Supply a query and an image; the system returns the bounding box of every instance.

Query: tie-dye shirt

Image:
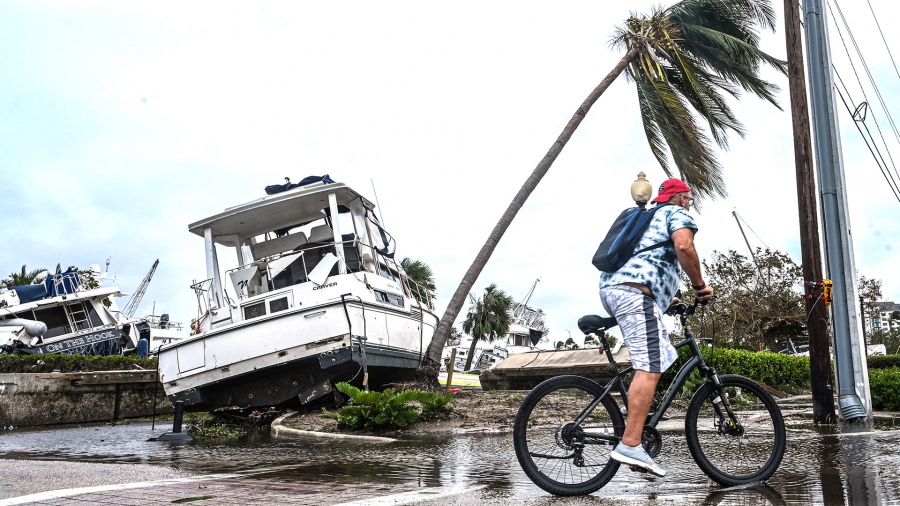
[598,204,698,310]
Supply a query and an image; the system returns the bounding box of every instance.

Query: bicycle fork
[708,374,744,436]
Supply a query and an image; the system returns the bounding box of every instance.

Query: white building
[866,301,900,334]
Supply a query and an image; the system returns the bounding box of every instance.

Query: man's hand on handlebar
[695,284,714,301]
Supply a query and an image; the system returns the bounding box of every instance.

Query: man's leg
[621,370,661,446]
[611,369,667,476]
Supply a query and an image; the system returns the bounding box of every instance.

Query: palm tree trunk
[415,47,641,389]
[464,336,480,371]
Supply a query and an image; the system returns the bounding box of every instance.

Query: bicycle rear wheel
[513,375,624,496]
[685,374,786,486]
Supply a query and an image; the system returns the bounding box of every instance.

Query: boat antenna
[370,179,387,228]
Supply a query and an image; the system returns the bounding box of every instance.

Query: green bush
[866,355,900,370]
[660,346,811,392]
[329,382,452,431]
[869,368,900,411]
[0,354,157,373]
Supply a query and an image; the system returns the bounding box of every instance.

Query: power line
[833,69,900,199]
[833,79,900,202]
[865,0,900,81]
[827,0,900,201]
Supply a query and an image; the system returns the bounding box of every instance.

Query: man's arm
[671,228,714,300]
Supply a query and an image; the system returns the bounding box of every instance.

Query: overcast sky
[2,0,898,345]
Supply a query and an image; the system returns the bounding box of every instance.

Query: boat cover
[45,269,80,297]
[265,175,335,195]
[12,284,48,304]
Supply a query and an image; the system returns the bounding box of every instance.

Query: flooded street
[2,419,900,505]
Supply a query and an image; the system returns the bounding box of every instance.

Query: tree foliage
[700,248,805,351]
[462,284,512,370]
[858,275,883,334]
[611,0,786,201]
[400,257,436,309]
[3,265,47,287]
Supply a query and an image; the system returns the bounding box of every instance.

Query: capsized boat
[0,267,146,355]
[157,176,439,411]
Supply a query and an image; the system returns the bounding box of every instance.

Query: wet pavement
[1,403,899,505]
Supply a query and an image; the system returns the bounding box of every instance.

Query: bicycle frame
[576,302,742,440]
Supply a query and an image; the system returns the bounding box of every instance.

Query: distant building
[865,301,900,333]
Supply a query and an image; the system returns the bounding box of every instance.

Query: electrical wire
[833,80,900,201]
[865,0,900,81]
[825,0,900,200]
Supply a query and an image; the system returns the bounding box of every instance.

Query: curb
[270,411,396,442]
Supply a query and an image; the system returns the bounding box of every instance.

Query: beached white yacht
[0,268,145,355]
[156,177,439,411]
[442,281,548,373]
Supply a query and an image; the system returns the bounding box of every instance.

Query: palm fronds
[611,0,786,201]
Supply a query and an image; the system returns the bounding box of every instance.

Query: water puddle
[1,421,899,503]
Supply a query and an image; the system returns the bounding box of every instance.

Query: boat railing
[145,314,184,331]
[221,238,434,310]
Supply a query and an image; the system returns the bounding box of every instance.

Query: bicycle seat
[577,315,618,334]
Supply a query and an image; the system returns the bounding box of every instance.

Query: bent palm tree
[416,0,787,387]
[461,284,512,371]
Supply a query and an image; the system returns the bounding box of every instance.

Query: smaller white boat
[0,267,144,356]
[142,313,187,352]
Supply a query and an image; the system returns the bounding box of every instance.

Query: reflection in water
[819,432,847,505]
[700,484,786,506]
[2,422,900,504]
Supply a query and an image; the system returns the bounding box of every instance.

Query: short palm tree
[417,0,787,387]
[4,265,47,287]
[401,257,436,309]
[461,284,512,371]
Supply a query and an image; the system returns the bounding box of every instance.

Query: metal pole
[783,0,836,423]
[173,400,185,433]
[804,0,871,421]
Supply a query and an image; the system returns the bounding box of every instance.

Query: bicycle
[513,298,786,496]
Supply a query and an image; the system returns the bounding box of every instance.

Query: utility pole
[783,0,836,423]
[804,0,871,421]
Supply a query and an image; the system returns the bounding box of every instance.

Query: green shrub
[869,368,900,411]
[866,355,900,370]
[0,354,157,373]
[660,346,811,392]
[330,382,452,431]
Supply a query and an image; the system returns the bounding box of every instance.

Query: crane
[121,259,159,319]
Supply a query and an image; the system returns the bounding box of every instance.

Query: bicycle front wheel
[513,375,624,496]
[685,374,786,486]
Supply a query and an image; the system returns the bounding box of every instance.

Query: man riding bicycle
[598,178,714,477]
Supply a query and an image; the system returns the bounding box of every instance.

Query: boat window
[85,302,104,327]
[374,290,404,308]
[269,297,289,313]
[511,334,528,347]
[33,306,70,339]
[243,302,266,320]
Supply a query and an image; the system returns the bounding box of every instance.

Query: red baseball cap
[651,178,691,203]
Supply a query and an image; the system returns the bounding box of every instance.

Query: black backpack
[592,204,672,273]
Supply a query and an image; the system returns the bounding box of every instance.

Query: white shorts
[599,285,677,373]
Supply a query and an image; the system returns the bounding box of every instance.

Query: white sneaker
[610,443,667,477]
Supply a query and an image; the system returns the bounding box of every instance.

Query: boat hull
[158,295,436,411]
[168,339,423,411]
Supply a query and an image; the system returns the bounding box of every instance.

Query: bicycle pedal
[629,465,649,474]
